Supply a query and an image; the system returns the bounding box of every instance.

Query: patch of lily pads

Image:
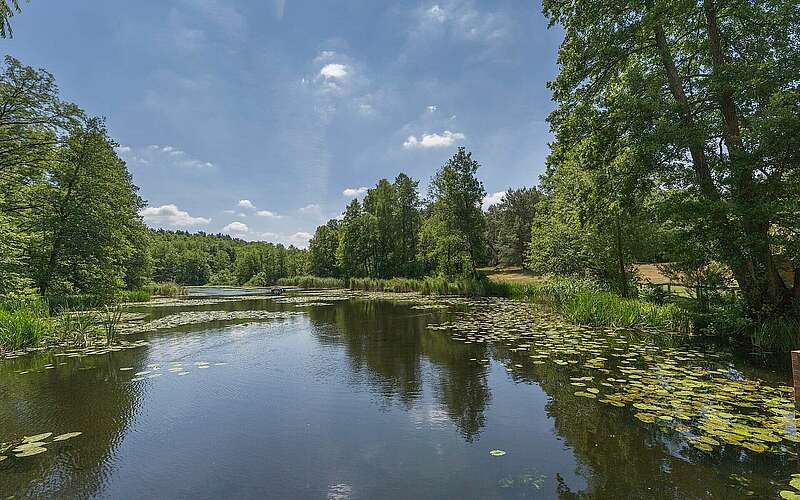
[0,431,82,462]
[126,310,303,333]
[426,298,797,459]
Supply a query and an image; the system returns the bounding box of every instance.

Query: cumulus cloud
[483,191,506,210]
[342,186,369,197]
[299,203,321,214]
[222,221,249,235]
[255,210,282,218]
[238,199,256,210]
[403,130,465,149]
[427,105,438,113]
[261,231,313,248]
[140,204,211,227]
[319,63,349,80]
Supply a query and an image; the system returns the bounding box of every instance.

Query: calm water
[0,291,794,498]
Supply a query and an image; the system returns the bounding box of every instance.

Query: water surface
[0,291,794,498]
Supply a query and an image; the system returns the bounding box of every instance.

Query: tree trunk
[702,0,789,310]
[614,216,629,297]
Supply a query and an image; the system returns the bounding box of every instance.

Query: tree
[393,173,422,277]
[363,179,398,277]
[542,0,800,317]
[485,187,540,268]
[309,220,341,277]
[0,0,27,38]
[428,148,486,276]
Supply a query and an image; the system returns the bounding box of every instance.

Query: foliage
[562,292,692,334]
[541,0,800,319]
[149,229,308,286]
[484,187,540,268]
[0,298,52,351]
[144,282,187,297]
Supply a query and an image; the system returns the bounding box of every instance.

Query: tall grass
[144,282,187,297]
[277,276,347,288]
[278,275,497,297]
[493,277,603,306]
[561,291,692,333]
[751,315,800,352]
[117,289,151,303]
[0,299,54,351]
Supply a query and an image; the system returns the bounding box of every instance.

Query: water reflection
[0,294,792,498]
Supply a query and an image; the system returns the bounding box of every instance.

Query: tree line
[307,148,525,280]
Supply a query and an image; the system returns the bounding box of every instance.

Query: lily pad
[23,433,52,443]
[15,447,47,457]
[489,449,506,457]
[52,432,82,442]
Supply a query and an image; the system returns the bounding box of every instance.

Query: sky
[6,0,562,247]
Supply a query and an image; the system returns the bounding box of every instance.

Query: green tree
[485,187,540,268]
[428,148,486,276]
[394,173,422,276]
[542,0,800,316]
[0,0,27,38]
[309,220,341,277]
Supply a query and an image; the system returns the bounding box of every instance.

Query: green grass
[490,277,603,305]
[278,275,499,297]
[0,299,54,351]
[277,276,347,288]
[751,315,800,352]
[144,282,187,297]
[561,291,692,333]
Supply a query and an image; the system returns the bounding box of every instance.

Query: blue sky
[6,0,562,247]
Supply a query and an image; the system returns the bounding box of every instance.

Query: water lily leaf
[780,491,800,500]
[23,433,52,443]
[12,442,46,452]
[574,391,597,399]
[489,450,506,457]
[0,455,6,462]
[52,432,82,442]
[790,478,800,491]
[15,447,47,457]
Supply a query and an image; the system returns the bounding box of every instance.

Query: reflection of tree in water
[306,300,491,441]
[492,344,792,499]
[0,348,148,497]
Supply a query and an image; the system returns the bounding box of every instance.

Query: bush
[497,277,603,306]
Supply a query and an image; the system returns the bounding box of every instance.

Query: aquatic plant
[144,282,187,298]
[0,299,53,351]
[562,291,692,333]
[117,289,151,303]
[101,304,123,345]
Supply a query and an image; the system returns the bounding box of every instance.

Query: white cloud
[342,186,369,197]
[238,199,256,210]
[319,63,349,80]
[427,105,438,113]
[483,191,506,210]
[256,210,282,218]
[223,209,236,214]
[261,231,313,248]
[117,144,215,169]
[299,203,321,214]
[222,221,249,235]
[413,1,511,45]
[426,5,447,22]
[140,204,211,227]
[403,130,465,149]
